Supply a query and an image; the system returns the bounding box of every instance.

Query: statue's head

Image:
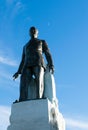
[29,26,38,38]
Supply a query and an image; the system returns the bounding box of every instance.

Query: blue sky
[0,0,88,130]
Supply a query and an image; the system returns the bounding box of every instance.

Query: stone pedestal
[7,99,65,130]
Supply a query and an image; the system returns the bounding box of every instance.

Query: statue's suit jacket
[18,38,54,74]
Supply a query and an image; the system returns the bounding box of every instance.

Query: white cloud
[0,68,20,88]
[11,1,25,18]
[0,106,11,130]
[65,117,88,129]
[6,0,20,5]
[0,56,17,66]
[5,0,25,19]
[6,0,14,4]
[15,1,23,9]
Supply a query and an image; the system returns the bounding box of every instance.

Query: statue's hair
[29,26,38,34]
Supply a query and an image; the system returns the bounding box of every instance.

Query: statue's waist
[24,57,44,64]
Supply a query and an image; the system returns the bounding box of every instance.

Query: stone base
[7,99,65,130]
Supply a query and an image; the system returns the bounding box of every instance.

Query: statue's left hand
[49,66,54,74]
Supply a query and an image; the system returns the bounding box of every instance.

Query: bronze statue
[13,26,54,102]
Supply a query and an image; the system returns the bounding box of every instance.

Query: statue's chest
[32,41,42,50]
[26,41,42,54]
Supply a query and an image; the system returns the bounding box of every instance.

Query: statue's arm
[13,47,25,79]
[42,40,54,73]
[17,47,25,74]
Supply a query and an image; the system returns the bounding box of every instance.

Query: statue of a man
[13,26,54,102]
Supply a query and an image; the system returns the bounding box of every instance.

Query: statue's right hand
[13,72,19,80]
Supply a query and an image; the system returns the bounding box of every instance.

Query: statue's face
[29,29,38,38]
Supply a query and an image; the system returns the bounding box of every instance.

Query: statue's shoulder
[39,39,47,46]
[40,39,46,43]
[35,38,46,45]
[24,40,31,48]
[35,38,43,42]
